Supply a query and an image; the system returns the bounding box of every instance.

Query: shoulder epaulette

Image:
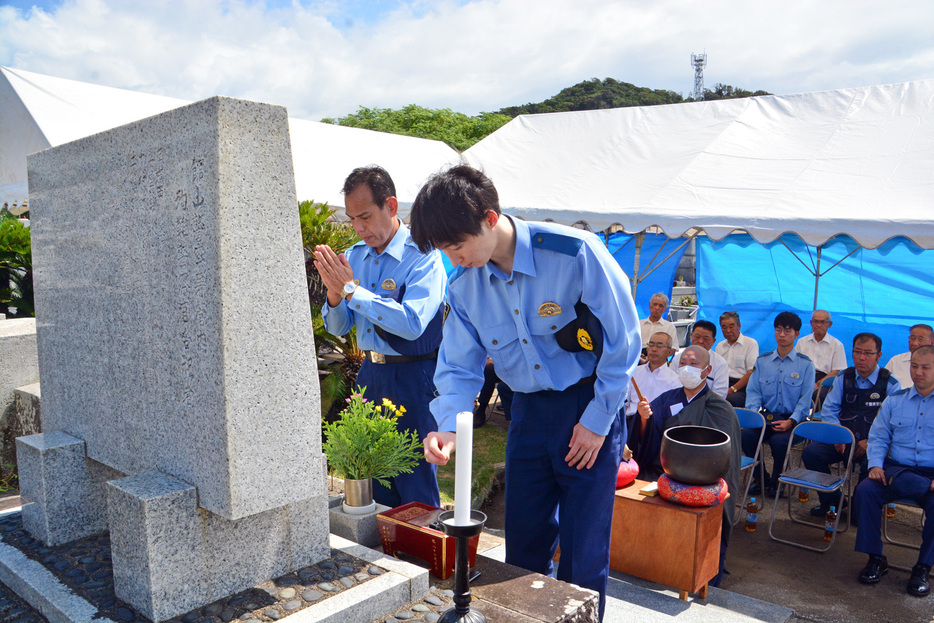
[531,232,583,257]
[889,387,910,397]
[758,351,774,359]
[796,352,812,361]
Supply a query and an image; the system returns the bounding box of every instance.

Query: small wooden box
[376,501,479,580]
[610,479,723,599]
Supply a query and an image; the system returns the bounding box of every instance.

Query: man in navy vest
[802,333,900,517]
[315,165,447,508]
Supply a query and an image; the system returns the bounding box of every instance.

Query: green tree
[322,104,511,152]
[0,212,33,317]
[296,200,366,423]
[497,78,684,117]
[691,83,771,101]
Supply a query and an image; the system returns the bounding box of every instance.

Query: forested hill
[497,78,770,117]
[322,77,771,151]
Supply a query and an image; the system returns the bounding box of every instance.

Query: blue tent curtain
[697,233,934,363]
[599,232,688,317]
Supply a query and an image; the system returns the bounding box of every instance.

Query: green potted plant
[323,387,423,514]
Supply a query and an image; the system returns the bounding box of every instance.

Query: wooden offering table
[610,479,723,600]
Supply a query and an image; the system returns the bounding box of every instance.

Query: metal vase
[344,478,374,508]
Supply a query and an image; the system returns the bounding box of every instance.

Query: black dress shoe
[859,555,888,584]
[810,505,829,518]
[749,482,762,495]
[907,564,931,597]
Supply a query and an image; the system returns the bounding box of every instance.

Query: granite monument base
[107,471,331,622]
[15,431,121,546]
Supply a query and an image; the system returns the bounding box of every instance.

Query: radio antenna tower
[691,52,707,100]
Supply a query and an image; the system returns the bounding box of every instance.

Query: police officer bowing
[314,165,447,508]
[409,166,641,622]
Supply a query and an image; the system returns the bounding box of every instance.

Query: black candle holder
[437,509,487,623]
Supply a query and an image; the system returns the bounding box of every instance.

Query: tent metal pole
[636,234,696,282]
[812,246,822,311]
[631,232,645,299]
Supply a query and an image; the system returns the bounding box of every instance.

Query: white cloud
[2,0,933,120]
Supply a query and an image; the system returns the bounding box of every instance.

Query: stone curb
[0,538,116,623]
[0,517,428,623]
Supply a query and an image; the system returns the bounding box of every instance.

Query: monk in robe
[627,345,742,587]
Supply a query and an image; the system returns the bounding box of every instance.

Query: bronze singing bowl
[660,425,731,486]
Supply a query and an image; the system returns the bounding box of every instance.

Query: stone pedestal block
[4,383,41,469]
[15,431,121,545]
[0,318,39,466]
[329,502,391,548]
[107,471,330,622]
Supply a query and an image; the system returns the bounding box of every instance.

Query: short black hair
[853,332,882,352]
[692,320,717,339]
[342,165,396,208]
[774,311,802,332]
[410,165,500,253]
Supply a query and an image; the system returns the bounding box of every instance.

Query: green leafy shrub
[322,388,423,487]
[0,215,33,317]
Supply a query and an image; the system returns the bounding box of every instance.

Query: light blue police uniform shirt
[867,387,934,469]
[321,222,446,355]
[431,217,641,435]
[819,365,900,426]
[745,348,815,423]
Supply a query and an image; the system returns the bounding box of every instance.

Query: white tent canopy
[1,66,459,208]
[464,79,934,250]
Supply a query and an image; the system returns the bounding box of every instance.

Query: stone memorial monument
[19,97,330,621]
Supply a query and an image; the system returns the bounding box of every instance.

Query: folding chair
[883,499,927,571]
[768,421,855,552]
[733,408,766,525]
[811,375,835,414]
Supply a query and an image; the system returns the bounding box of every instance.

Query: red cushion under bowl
[657,474,728,507]
[616,458,639,488]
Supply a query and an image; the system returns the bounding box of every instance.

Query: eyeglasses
[853,349,879,357]
[811,319,830,325]
[774,327,797,335]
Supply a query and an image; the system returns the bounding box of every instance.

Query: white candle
[453,411,474,526]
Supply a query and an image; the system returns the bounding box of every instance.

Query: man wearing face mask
[627,345,742,586]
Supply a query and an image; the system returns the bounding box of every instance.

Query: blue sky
[2,1,933,121]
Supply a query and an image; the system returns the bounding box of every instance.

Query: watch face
[343,282,356,296]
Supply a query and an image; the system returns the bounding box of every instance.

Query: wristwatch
[342,281,357,300]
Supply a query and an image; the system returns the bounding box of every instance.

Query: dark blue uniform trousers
[801,442,869,507]
[854,471,934,566]
[356,358,441,508]
[505,382,623,622]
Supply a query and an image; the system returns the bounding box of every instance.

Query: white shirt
[670,348,730,398]
[715,334,759,379]
[796,332,847,375]
[624,362,681,415]
[640,317,679,348]
[884,351,912,388]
